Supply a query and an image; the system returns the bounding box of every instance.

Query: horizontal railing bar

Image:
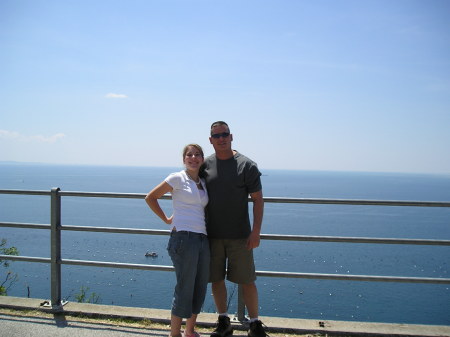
[2,222,448,246]
[264,197,450,207]
[0,222,51,230]
[2,255,448,284]
[0,255,175,271]
[261,234,450,246]
[0,255,50,263]
[59,191,150,199]
[0,189,51,196]
[61,226,450,245]
[256,271,450,284]
[61,259,174,272]
[61,225,170,236]
[0,255,174,272]
[2,189,450,208]
[0,255,173,272]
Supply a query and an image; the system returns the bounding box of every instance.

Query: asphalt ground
[0,309,313,337]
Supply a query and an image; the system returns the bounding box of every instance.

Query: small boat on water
[145,251,158,257]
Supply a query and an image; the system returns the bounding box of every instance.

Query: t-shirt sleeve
[165,172,181,190]
[246,162,262,193]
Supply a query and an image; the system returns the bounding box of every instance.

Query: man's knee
[241,282,257,291]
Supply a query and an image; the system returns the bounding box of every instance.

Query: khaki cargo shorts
[209,238,256,284]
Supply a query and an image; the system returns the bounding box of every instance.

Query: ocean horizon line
[1,160,449,178]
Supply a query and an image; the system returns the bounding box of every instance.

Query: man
[202,121,267,337]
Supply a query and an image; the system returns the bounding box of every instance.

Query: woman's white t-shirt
[165,170,208,234]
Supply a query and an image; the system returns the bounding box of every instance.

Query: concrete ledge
[1,296,449,336]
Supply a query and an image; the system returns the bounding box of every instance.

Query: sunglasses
[211,132,230,139]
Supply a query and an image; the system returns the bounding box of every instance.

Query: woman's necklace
[185,170,200,184]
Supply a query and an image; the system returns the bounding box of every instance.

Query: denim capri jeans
[167,230,210,318]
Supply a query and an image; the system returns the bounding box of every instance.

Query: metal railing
[1,188,450,321]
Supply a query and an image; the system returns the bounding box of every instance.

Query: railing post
[237,284,246,322]
[50,187,62,311]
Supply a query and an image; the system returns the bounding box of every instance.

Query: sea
[0,163,449,325]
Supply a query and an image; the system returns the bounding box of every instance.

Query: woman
[145,144,209,337]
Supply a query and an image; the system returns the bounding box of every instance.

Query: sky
[1,0,449,174]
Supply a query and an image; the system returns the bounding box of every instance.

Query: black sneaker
[248,320,268,337]
[211,315,233,337]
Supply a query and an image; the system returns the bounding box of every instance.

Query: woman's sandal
[183,332,201,337]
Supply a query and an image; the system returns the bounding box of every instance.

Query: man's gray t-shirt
[203,151,262,239]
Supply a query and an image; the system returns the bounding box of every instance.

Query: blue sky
[1,0,449,174]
